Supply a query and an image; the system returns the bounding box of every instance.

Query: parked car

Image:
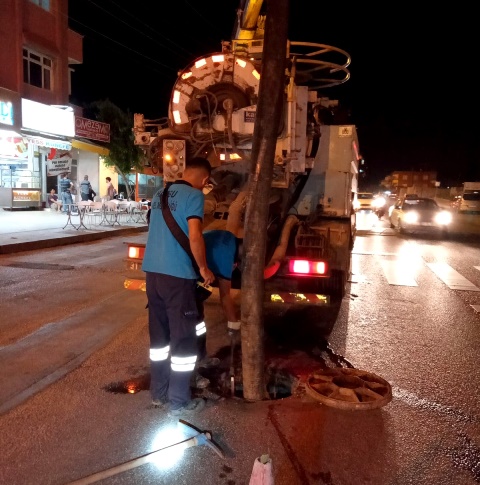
[389,197,452,236]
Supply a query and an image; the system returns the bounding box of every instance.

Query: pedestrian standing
[80,175,92,201]
[142,157,215,416]
[105,177,117,200]
[59,173,73,212]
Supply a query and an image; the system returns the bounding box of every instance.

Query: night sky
[68,1,479,189]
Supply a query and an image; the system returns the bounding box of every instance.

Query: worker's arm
[188,218,214,285]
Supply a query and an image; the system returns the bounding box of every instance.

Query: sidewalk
[0,208,148,254]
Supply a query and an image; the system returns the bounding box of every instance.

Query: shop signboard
[75,116,110,142]
[0,88,22,132]
[21,99,74,137]
[46,149,73,176]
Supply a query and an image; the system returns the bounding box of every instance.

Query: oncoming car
[389,197,452,236]
[354,192,375,211]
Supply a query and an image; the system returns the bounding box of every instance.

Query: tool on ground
[227,322,240,396]
[229,330,236,396]
[66,420,224,485]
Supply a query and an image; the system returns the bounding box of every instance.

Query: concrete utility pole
[241,0,290,401]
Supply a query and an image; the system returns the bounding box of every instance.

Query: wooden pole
[241,0,290,401]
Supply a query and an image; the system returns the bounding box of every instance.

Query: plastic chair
[84,201,104,227]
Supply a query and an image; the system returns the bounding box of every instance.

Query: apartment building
[381,170,438,197]
[0,0,112,210]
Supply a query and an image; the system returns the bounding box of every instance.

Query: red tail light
[127,244,145,260]
[288,259,327,276]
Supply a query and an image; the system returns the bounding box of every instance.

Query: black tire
[396,220,404,234]
[330,269,347,299]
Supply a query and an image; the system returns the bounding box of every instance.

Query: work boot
[151,396,167,408]
[169,398,206,416]
[198,356,220,368]
[191,373,210,389]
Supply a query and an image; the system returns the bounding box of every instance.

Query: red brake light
[288,259,327,275]
[128,245,145,260]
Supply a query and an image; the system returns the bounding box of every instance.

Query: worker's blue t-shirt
[142,181,204,279]
[203,230,238,280]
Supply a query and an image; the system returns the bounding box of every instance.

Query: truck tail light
[288,259,327,276]
[127,244,145,260]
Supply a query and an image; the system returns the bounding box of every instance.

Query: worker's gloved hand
[227,321,241,336]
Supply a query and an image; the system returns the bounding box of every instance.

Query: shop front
[0,88,39,209]
[0,97,75,210]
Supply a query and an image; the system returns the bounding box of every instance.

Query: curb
[0,226,148,255]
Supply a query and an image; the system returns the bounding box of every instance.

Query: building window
[29,0,50,11]
[23,48,52,90]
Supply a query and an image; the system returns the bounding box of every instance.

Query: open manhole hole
[305,368,392,410]
[228,368,296,400]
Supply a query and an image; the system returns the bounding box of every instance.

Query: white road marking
[380,259,418,286]
[426,262,480,291]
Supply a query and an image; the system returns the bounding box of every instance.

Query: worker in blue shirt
[142,157,215,415]
[194,229,243,388]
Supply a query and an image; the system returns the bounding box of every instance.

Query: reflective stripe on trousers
[150,345,170,362]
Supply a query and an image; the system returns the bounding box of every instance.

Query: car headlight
[373,197,386,208]
[435,211,452,225]
[404,211,419,223]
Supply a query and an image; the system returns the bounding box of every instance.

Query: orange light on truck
[288,259,327,276]
[128,245,144,260]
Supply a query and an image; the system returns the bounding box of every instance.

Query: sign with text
[46,149,73,176]
[244,110,256,123]
[75,116,110,143]
[0,101,13,126]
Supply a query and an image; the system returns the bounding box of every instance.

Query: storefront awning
[71,139,109,156]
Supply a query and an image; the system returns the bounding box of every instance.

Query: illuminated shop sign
[75,116,110,142]
[21,99,75,137]
[23,135,71,150]
[0,101,14,126]
[0,136,28,159]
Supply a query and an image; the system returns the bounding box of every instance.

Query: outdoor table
[62,203,88,230]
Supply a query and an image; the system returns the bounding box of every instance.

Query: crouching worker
[193,229,243,389]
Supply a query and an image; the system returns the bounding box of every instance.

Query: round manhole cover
[305,368,392,410]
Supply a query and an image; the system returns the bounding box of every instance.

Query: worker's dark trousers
[196,298,207,362]
[146,272,200,409]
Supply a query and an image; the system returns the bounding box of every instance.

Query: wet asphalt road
[1,215,480,484]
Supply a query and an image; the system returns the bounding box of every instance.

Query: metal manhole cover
[306,368,392,410]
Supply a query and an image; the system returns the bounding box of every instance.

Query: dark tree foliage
[84,99,145,199]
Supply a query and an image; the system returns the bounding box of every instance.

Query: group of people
[142,157,242,416]
[47,175,116,212]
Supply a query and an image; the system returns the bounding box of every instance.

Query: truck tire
[330,269,347,298]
